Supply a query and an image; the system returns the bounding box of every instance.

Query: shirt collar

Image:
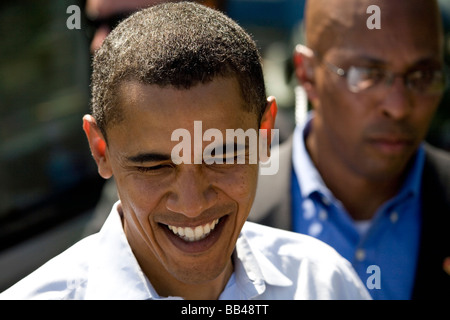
[84,202,158,300]
[231,227,293,299]
[85,203,291,300]
[292,113,331,200]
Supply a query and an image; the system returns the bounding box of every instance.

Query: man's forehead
[306,0,442,55]
[116,78,252,118]
[109,78,258,141]
[326,29,443,69]
[306,0,440,25]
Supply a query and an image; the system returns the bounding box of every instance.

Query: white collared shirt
[0,202,371,300]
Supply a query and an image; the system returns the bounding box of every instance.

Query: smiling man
[0,2,370,300]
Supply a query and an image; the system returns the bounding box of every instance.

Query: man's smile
[158,215,230,254]
[167,218,221,242]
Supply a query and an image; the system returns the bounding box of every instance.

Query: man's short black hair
[91,2,267,140]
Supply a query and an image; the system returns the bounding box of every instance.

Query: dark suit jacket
[248,137,450,299]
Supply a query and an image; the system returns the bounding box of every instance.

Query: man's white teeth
[167,219,219,242]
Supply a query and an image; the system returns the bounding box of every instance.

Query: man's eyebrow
[350,54,442,69]
[411,56,443,68]
[126,152,172,163]
[126,143,251,163]
[349,55,386,66]
[211,142,250,155]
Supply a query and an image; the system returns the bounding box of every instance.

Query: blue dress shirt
[291,115,423,300]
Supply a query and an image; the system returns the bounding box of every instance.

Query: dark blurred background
[0,0,448,292]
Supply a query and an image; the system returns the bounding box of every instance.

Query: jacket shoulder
[423,143,450,200]
[413,143,450,299]
[424,143,450,173]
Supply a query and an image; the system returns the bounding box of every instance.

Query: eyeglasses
[323,61,446,96]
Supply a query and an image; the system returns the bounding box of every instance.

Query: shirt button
[308,222,323,237]
[302,199,315,220]
[390,211,399,223]
[319,209,328,221]
[355,249,366,262]
[321,196,331,207]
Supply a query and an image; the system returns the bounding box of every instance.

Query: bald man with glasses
[249,0,450,300]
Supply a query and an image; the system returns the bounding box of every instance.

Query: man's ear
[259,96,278,161]
[293,44,318,103]
[82,115,113,179]
[260,96,277,132]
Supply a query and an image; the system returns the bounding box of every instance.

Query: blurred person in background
[249,0,450,299]
[0,0,100,292]
[85,0,227,53]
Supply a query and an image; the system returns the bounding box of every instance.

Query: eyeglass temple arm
[295,44,347,77]
[325,62,346,77]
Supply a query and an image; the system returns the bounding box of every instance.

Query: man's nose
[165,166,217,218]
[379,76,414,120]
